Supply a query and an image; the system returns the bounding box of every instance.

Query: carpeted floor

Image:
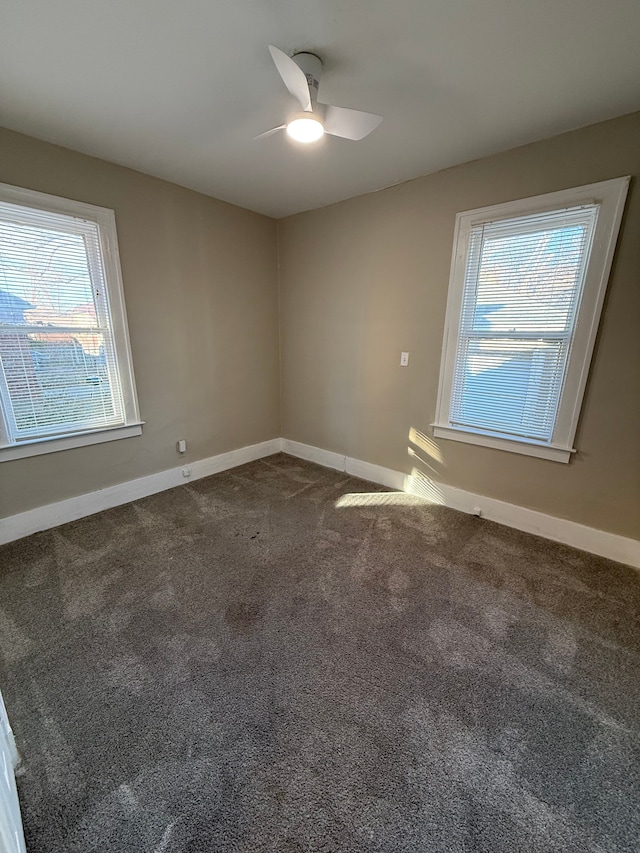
[0,453,639,852]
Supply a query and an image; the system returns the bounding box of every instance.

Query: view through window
[0,185,140,459]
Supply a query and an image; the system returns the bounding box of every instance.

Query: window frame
[433,176,630,463]
[0,182,142,462]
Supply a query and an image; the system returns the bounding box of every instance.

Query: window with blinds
[434,178,629,462]
[450,206,597,442]
[0,183,141,460]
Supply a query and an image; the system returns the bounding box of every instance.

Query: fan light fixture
[286,114,325,143]
[254,47,383,144]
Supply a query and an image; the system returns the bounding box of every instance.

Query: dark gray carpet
[0,453,639,852]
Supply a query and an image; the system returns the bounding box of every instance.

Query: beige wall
[278,112,640,539]
[0,128,280,518]
[2,114,639,538]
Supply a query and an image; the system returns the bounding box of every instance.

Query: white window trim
[0,182,143,461]
[0,423,143,462]
[433,176,630,463]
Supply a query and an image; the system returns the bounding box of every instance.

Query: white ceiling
[1,0,640,219]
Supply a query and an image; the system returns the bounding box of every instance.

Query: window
[0,183,142,461]
[434,177,629,462]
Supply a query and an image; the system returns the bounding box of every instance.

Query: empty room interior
[1,2,640,851]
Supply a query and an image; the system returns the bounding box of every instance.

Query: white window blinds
[0,201,126,442]
[449,205,599,443]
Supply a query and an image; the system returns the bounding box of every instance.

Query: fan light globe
[286,115,325,143]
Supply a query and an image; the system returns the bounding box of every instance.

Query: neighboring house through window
[0,183,142,461]
[433,177,630,462]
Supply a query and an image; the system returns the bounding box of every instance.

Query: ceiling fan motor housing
[292,52,323,104]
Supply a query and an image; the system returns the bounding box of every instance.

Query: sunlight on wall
[334,427,447,509]
[405,427,446,503]
[408,427,444,464]
[407,445,440,476]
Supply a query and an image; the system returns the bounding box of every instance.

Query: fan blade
[268,45,312,112]
[323,105,382,140]
[254,125,286,140]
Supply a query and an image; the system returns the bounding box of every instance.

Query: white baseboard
[279,438,345,475]
[436,481,640,569]
[3,436,638,569]
[281,438,640,569]
[0,438,282,545]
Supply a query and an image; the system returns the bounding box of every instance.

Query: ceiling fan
[256,45,383,144]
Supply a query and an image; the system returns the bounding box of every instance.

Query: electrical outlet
[400,352,410,366]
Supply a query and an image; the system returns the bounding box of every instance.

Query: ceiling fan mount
[290,51,323,102]
[256,46,383,145]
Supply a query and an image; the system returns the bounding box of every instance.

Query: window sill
[0,422,144,462]
[431,424,574,463]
